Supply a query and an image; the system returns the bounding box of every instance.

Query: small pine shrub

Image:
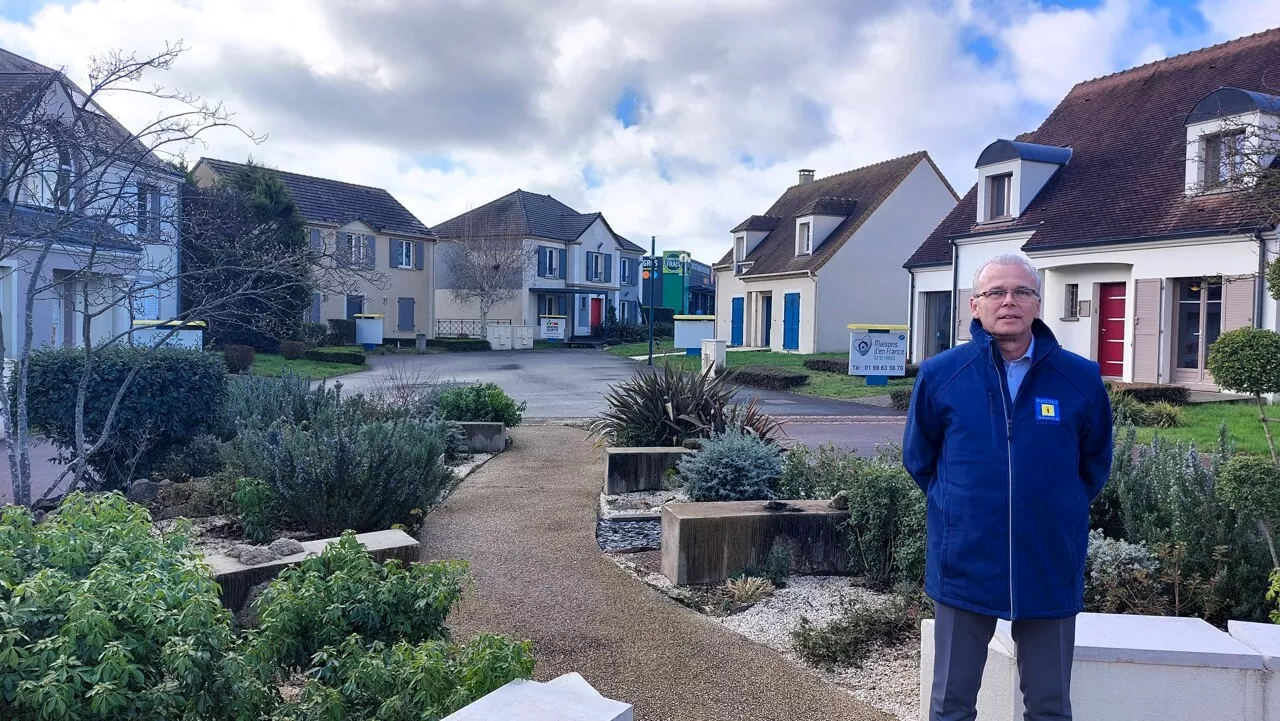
[280,340,307,360]
[764,539,791,585]
[727,365,808,390]
[677,428,783,501]
[234,476,275,543]
[1147,400,1184,429]
[889,387,913,411]
[1110,391,1152,426]
[437,382,526,427]
[156,433,225,481]
[224,344,256,374]
[792,593,926,670]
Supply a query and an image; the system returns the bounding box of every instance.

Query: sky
[0,0,1278,265]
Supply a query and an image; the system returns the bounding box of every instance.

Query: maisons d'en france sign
[847,325,908,376]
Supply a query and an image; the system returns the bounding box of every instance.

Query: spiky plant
[726,575,776,604]
[588,362,735,447]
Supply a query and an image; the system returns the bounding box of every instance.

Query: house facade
[0,48,182,360]
[193,158,438,342]
[713,155,958,354]
[431,190,645,339]
[905,29,1280,390]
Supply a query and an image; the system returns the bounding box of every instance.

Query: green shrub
[1085,529,1168,615]
[591,364,733,447]
[641,306,676,325]
[437,382,526,427]
[889,386,913,411]
[1108,382,1190,405]
[903,363,920,379]
[156,433,225,481]
[597,321,646,344]
[229,394,454,536]
[777,442,859,500]
[792,592,928,670]
[217,369,316,438]
[728,365,808,390]
[652,321,675,338]
[1207,327,1280,398]
[0,493,275,719]
[803,357,848,374]
[840,445,927,588]
[677,428,783,501]
[1110,391,1152,427]
[280,339,307,360]
[304,348,367,365]
[295,321,330,347]
[21,346,226,490]
[224,343,256,373]
[187,471,239,517]
[425,338,492,352]
[1148,400,1184,428]
[327,318,357,345]
[234,476,276,543]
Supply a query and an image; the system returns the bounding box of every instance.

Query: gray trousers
[930,602,1076,721]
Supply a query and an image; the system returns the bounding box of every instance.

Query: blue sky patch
[964,32,999,65]
[614,87,644,128]
[0,0,43,23]
[581,164,602,189]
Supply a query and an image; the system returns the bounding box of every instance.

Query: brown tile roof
[716,151,939,275]
[730,215,780,233]
[796,197,859,216]
[906,27,1280,268]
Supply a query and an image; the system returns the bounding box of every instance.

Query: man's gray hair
[971,253,1041,294]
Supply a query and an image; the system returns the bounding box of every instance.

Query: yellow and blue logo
[1036,398,1061,423]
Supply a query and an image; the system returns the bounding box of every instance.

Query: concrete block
[458,422,506,453]
[919,612,1270,721]
[442,672,632,720]
[1230,620,1280,720]
[207,529,420,611]
[660,500,849,585]
[605,447,693,494]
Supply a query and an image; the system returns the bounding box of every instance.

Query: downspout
[907,268,916,361]
[1257,229,1268,330]
[949,238,960,348]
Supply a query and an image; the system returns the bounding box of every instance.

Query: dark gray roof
[1186,86,1280,124]
[0,201,137,252]
[433,189,632,248]
[795,197,858,217]
[197,158,433,237]
[730,215,781,233]
[976,139,1073,167]
[0,48,55,74]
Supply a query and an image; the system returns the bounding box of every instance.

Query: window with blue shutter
[604,254,612,283]
[538,248,548,277]
[310,228,321,256]
[310,293,323,323]
[365,234,376,269]
[397,297,415,331]
[415,241,425,270]
[557,249,566,279]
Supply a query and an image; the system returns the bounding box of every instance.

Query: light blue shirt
[1004,336,1035,401]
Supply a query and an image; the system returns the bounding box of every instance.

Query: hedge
[803,358,848,374]
[21,346,226,490]
[889,387,913,411]
[304,348,368,365]
[1108,382,1191,405]
[641,306,676,325]
[425,338,492,352]
[728,365,808,390]
[327,318,356,346]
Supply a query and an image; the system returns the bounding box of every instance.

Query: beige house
[193,159,437,341]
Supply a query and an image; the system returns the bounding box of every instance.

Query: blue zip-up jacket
[903,318,1113,620]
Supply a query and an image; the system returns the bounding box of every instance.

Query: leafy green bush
[21,346,226,490]
[1147,400,1184,428]
[841,445,927,588]
[155,433,225,481]
[437,382,526,427]
[592,364,733,447]
[803,357,848,374]
[295,321,330,347]
[778,442,857,500]
[792,592,929,670]
[677,428,783,501]
[727,365,808,390]
[597,321,646,344]
[425,338,492,352]
[280,339,307,360]
[642,306,676,325]
[234,476,276,543]
[1110,391,1152,427]
[1085,529,1167,614]
[0,493,274,720]
[229,394,454,536]
[304,348,367,365]
[652,321,675,338]
[904,363,920,379]
[889,386,913,411]
[217,369,315,438]
[223,343,255,373]
[1108,382,1191,405]
[1208,327,1280,398]
[327,318,357,345]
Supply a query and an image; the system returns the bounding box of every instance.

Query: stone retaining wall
[605,448,693,494]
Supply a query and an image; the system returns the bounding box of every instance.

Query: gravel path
[420,424,893,721]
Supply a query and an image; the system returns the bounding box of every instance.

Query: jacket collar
[968,317,1061,364]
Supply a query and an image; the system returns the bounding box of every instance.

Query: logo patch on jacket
[1036,398,1060,422]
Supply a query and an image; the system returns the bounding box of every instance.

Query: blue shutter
[731,297,744,346]
[415,241,424,270]
[311,293,323,323]
[397,297,415,331]
[558,249,566,279]
[365,234,376,269]
[538,248,548,277]
[783,292,800,350]
[389,238,398,268]
[604,254,612,283]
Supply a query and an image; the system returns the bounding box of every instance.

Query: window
[542,295,558,316]
[735,235,745,262]
[1063,284,1080,319]
[1174,277,1222,379]
[544,247,558,278]
[393,239,413,268]
[345,294,364,319]
[345,233,366,263]
[620,257,632,284]
[136,184,158,235]
[589,252,604,282]
[54,147,71,209]
[19,149,73,209]
[987,173,1012,219]
[131,280,160,320]
[1204,130,1246,189]
[798,222,811,255]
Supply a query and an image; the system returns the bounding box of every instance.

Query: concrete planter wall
[605,447,694,494]
[660,500,850,585]
[458,422,507,453]
[919,613,1280,721]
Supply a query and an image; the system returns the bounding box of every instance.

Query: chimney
[798,169,815,184]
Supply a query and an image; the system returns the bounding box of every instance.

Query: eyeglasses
[975,287,1040,302]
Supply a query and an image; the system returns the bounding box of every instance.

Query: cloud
[0,0,1273,266]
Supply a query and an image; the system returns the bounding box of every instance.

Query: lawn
[608,344,912,400]
[1135,401,1269,456]
[603,338,679,357]
[249,353,367,380]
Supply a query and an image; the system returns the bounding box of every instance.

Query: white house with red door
[432,190,645,339]
[905,28,1280,390]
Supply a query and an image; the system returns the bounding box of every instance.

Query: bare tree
[440,233,536,333]
[0,44,383,507]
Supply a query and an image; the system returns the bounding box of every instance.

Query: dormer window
[974,140,1071,223]
[987,173,1012,219]
[1184,87,1280,195]
[734,234,745,262]
[1203,130,1245,189]
[797,222,811,255]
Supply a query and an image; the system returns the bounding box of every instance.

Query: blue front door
[782,292,800,351]
[730,297,744,346]
[762,296,773,347]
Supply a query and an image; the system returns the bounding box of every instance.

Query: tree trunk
[1261,519,1280,569]
[1261,395,1278,466]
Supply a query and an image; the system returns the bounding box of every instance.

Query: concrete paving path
[420,425,892,721]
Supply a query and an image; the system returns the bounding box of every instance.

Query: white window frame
[1063,283,1080,320]
[544,247,558,278]
[345,233,366,263]
[590,252,603,282]
[797,221,812,255]
[543,295,557,316]
[1203,130,1246,189]
[988,173,1012,220]
[131,279,160,321]
[734,235,745,262]
[394,239,413,269]
[620,257,632,284]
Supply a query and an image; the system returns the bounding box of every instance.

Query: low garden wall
[660,500,849,585]
[605,447,693,494]
[919,613,1279,721]
[458,421,507,453]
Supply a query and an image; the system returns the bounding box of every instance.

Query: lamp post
[647,235,656,366]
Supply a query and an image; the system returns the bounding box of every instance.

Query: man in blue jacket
[904,252,1112,721]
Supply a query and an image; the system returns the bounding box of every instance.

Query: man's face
[969,262,1040,340]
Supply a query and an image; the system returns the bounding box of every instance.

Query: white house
[432,190,645,339]
[0,47,182,359]
[712,154,958,354]
[905,28,1280,390]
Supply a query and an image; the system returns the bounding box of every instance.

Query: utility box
[486,324,513,350]
[354,314,384,350]
[674,314,715,356]
[701,338,727,376]
[512,326,534,350]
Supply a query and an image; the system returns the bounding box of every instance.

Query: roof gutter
[949,238,959,349]
[1257,228,1268,330]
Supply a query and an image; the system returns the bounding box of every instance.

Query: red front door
[590,298,603,328]
[1098,282,1126,377]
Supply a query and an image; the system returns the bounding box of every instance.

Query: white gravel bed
[599,488,689,519]
[449,453,494,481]
[715,576,920,721]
